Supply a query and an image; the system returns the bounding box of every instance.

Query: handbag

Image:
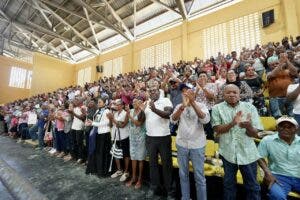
[110,128,123,159]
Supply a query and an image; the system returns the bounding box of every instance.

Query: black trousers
[70,129,84,160]
[146,135,173,192]
[86,132,111,177]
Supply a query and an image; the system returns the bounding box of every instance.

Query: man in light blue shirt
[258,116,300,200]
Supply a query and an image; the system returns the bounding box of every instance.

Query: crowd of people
[0,35,300,200]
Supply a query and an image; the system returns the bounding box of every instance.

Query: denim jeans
[177,144,206,200]
[270,97,293,118]
[221,156,261,200]
[269,174,300,200]
[38,127,45,148]
[29,124,38,141]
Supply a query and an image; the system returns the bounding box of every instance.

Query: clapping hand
[149,101,156,112]
[239,113,252,129]
[184,89,196,103]
[232,111,243,125]
[138,101,148,111]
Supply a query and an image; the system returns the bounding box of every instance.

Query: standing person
[54,106,67,158]
[86,97,111,177]
[171,84,210,200]
[62,102,73,161]
[143,80,174,199]
[211,84,263,200]
[36,103,49,150]
[108,99,130,182]
[195,72,218,140]
[258,116,300,200]
[69,98,86,163]
[125,97,146,189]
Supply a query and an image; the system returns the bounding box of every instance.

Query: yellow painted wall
[0,56,32,104]
[74,56,98,84]
[30,53,74,96]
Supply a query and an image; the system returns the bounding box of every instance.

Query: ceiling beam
[38,0,110,30]
[37,1,100,53]
[175,0,188,20]
[75,0,130,41]
[102,0,134,40]
[61,40,74,61]
[150,0,181,15]
[83,7,101,52]
[23,20,99,54]
[187,0,195,15]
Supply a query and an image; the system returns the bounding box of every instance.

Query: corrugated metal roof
[0,0,237,63]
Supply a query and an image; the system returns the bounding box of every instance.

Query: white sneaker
[49,149,57,155]
[119,172,129,182]
[111,170,123,178]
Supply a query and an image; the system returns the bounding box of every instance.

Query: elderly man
[144,80,174,199]
[211,84,263,200]
[171,83,210,200]
[258,116,300,200]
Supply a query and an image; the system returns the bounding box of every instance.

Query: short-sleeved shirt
[211,101,263,165]
[144,97,173,137]
[258,133,300,178]
[38,110,49,128]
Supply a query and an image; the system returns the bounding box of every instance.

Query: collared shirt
[144,97,173,137]
[171,102,210,149]
[92,108,111,134]
[258,133,300,178]
[211,101,263,165]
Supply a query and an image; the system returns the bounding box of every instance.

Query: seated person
[258,116,300,200]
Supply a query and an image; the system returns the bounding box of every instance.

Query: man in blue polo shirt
[258,116,300,200]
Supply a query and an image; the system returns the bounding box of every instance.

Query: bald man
[211,84,263,200]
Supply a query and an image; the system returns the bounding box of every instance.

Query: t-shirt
[71,107,85,130]
[287,84,300,114]
[144,97,173,137]
[111,110,129,141]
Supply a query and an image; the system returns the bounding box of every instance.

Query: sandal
[125,179,137,187]
[134,180,142,189]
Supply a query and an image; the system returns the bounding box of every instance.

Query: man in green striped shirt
[212,84,263,200]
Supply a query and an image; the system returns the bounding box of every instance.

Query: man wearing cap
[258,116,300,199]
[171,84,210,200]
[212,84,263,200]
[161,73,182,136]
[144,80,174,199]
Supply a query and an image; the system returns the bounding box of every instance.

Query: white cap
[276,116,298,127]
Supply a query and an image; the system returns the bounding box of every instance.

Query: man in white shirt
[171,84,210,200]
[69,98,86,164]
[143,80,174,199]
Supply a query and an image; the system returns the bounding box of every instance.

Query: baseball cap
[179,83,192,91]
[276,116,298,127]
